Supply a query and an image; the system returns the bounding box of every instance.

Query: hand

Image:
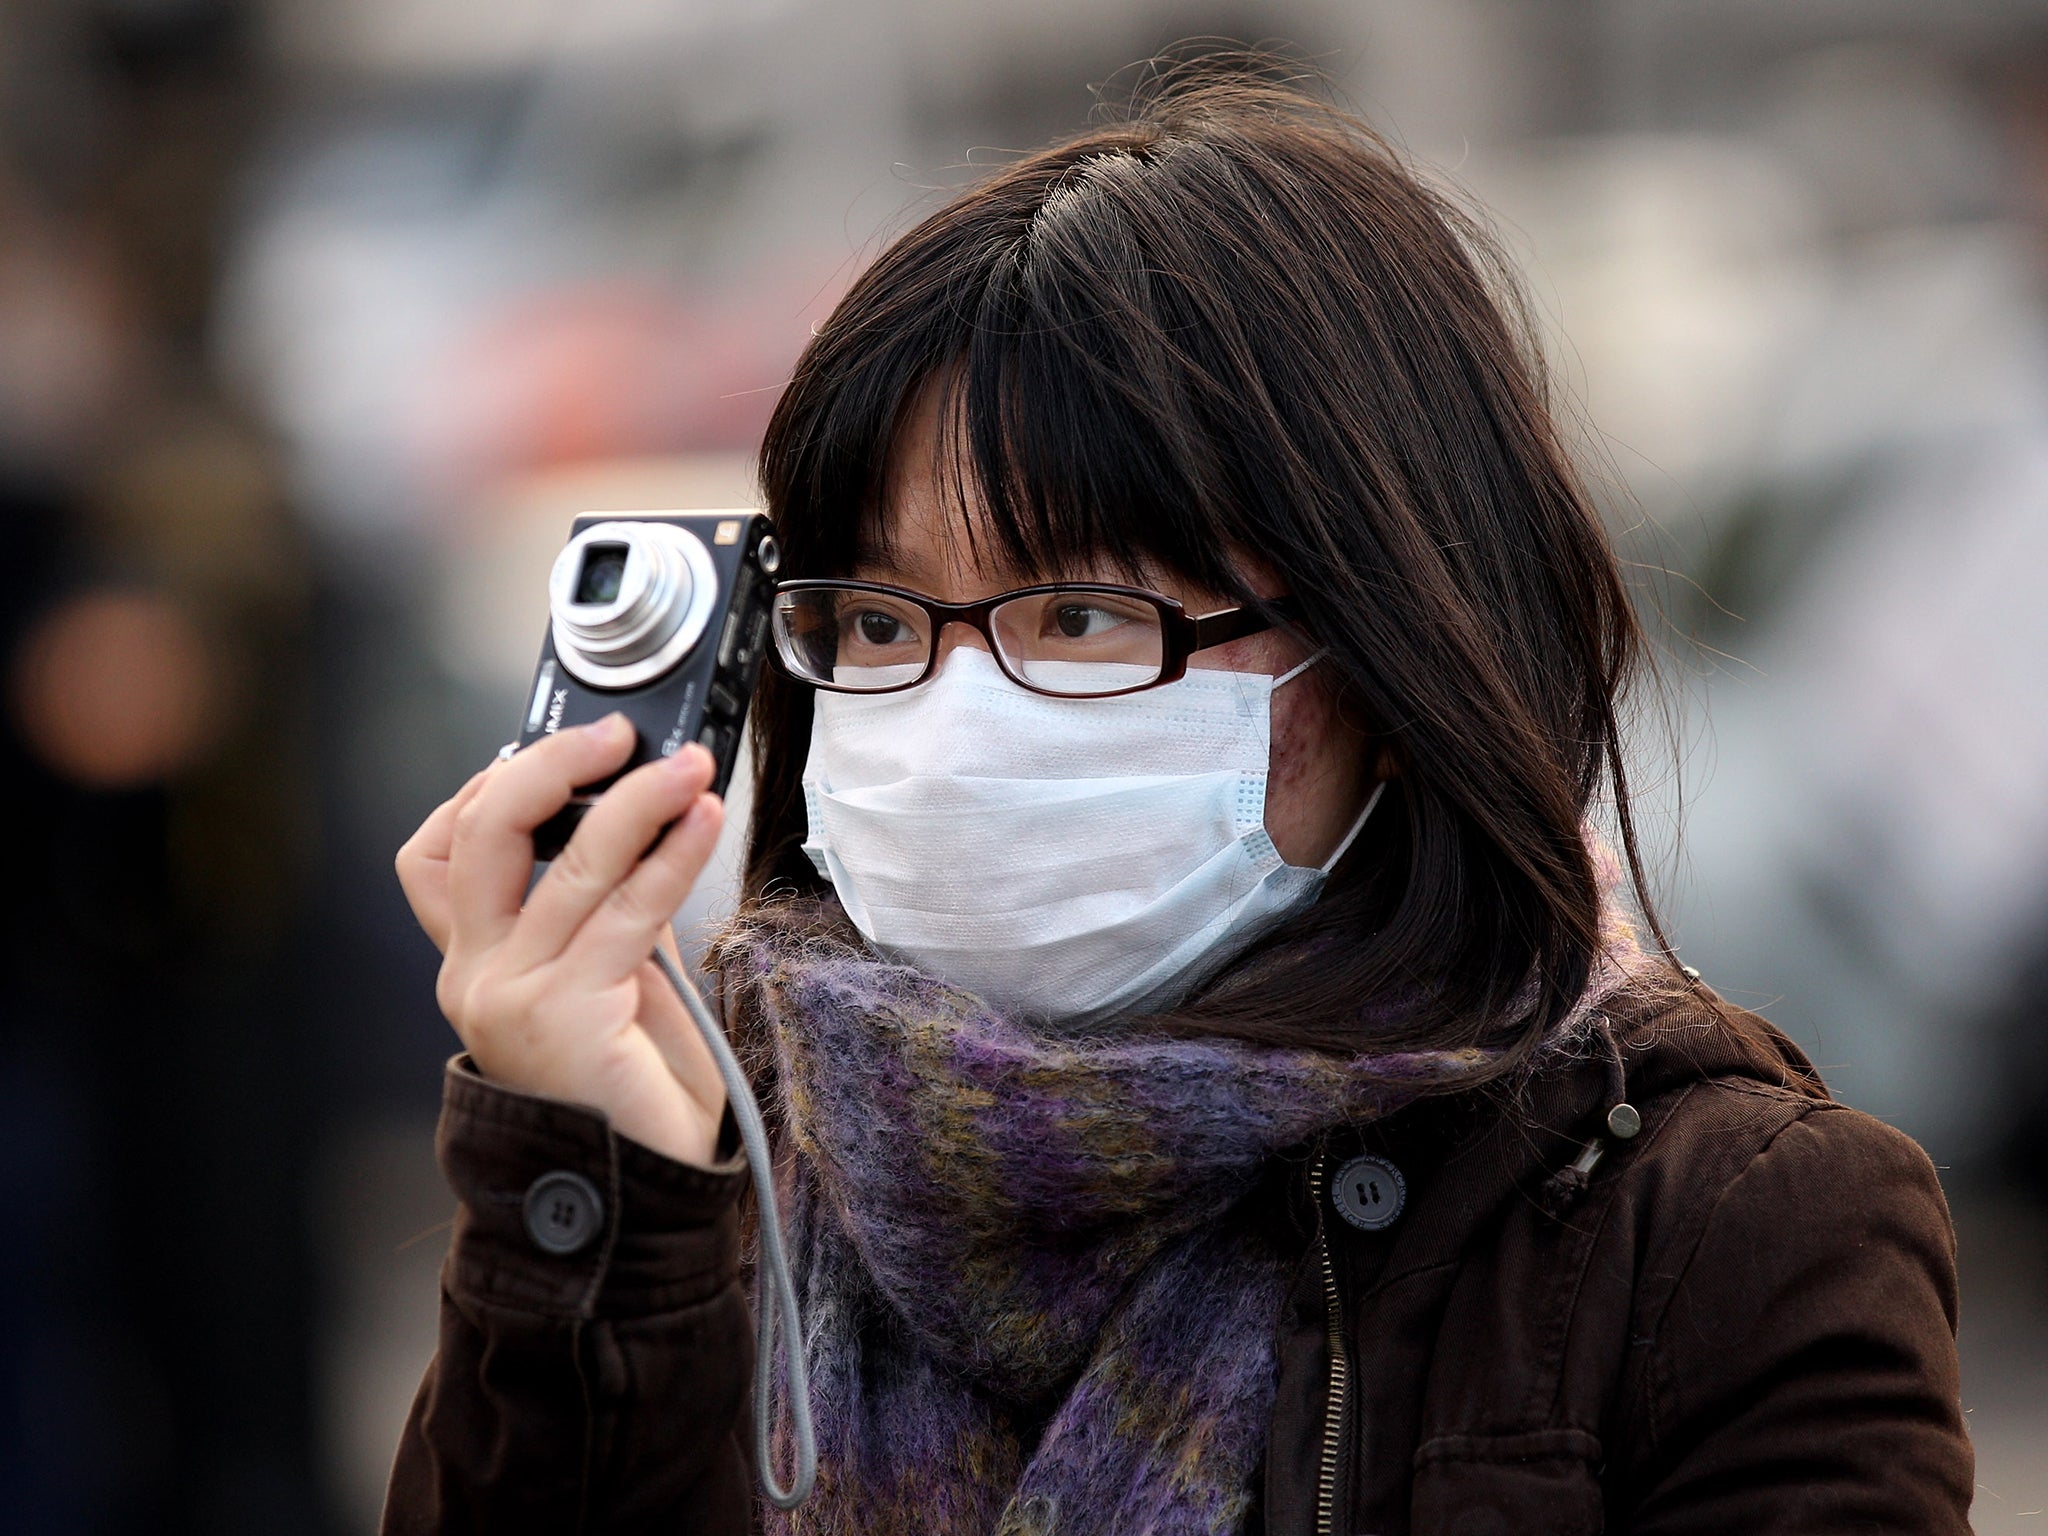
[395,715,729,1167]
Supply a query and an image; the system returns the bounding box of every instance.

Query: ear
[1328,682,1405,781]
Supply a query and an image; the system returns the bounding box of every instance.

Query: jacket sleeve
[1626,1098,1974,1534]
[380,1056,757,1536]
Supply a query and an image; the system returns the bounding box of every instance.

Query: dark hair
[740,64,1700,1079]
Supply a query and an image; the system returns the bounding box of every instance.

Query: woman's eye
[847,609,906,647]
[1050,603,1121,640]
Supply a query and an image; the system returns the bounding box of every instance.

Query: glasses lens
[773,587,932,690]
[991,590,1166,696]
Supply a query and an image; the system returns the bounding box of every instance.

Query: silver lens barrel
[548,520,720,689]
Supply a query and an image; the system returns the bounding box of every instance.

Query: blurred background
[2,0,2043,1529]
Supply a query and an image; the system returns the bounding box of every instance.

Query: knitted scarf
[717,858,1647,1536]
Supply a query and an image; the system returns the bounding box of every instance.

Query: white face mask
[800,645,1384,1024]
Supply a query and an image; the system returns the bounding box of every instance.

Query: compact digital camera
[513,510,779,860]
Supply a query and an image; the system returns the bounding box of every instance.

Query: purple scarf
[719,880,1644,1535]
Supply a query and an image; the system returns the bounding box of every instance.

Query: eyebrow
[851,521,1030,588]
[849,537,929,583]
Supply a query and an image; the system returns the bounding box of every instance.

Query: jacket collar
[1316,982,1827,1286]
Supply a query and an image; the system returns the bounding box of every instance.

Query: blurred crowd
[3,0,2044,1531]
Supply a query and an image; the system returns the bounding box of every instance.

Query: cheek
[1267,687,1332,796]
[1261,680,1374,864]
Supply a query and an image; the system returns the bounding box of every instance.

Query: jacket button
[1332,1153,1406,1232]
[523,1170,605,1256]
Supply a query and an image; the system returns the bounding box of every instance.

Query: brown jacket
[382,985,1974,1534]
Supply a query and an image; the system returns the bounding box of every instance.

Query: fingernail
[595,712,631,741]
[673,741,714,774]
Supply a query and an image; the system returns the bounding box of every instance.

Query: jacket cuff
[436,1054,751,1320]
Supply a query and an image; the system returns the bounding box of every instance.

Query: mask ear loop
[1317,777,1388,874]
[1272,648,1329,690]
[1268,650,1388,876]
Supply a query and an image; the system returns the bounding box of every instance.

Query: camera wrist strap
[651,947,817,1509]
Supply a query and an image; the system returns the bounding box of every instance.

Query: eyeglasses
[770,578,1295,699]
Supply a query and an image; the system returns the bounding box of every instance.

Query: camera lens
[575,543,629,606]
[548,520,719,689]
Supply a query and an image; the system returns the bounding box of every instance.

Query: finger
[395,764,498,947]
[397,764,495,887]
[409,764,496,863]
[557,789,725,987]
[503,743,718,969]
[447,714,638,953]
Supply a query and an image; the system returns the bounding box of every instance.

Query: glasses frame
[770,577,1298,699]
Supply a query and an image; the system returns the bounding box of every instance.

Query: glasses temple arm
[1187,595,1300,652]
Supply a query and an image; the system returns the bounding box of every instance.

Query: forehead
[850,371,1273,607]
[858,380,1125,589]
[858,390,990,582]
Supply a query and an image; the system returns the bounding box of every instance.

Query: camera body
[514,510,779,860]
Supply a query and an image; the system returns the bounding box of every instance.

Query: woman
[386,71,1973,1535]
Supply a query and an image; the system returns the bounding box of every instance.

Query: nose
[932,618,993,669]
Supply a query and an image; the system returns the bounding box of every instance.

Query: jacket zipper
[1308,1150,1348,1536]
